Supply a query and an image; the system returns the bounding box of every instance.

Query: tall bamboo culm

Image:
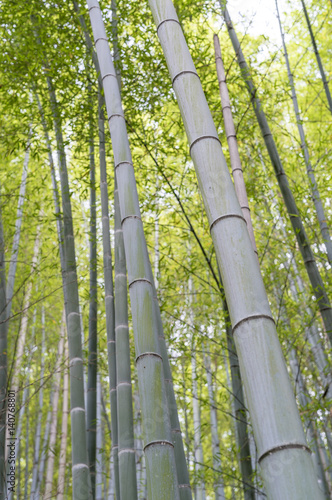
[114,181,138,498]
[275,0,332,265]
[147,0,323,498]
[98,92,120,499]
[220,5,332,346]
[0,196,7,500]
[87,1,182,497]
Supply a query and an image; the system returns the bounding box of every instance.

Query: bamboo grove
[0,0,331,498]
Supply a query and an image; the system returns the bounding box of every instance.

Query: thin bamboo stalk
[213,35,257,256]
[87,2,182,497]
[300,0,332,113]
[57,339,69,500]
[98,91,120,499]
[87,83,98,498]
[148,1,323,497]
[6,135,31,321]
[114,182,138,498]
[36,392,52,498]
[202,344,226,500]
[220,5,332,346]
[44,315,65,499]
[275,0,332,264]
[0,190,8,500]
[95,375,103,500]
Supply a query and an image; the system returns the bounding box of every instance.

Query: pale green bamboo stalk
[24,386,29,499]
[57,339,69,500]
[220,5,332,346]
[148,1,323,497]
[114,181,138,499]
[6,135,31,321]
[98,91,120,499]
[275,0,332,264]
[95,375,103,500]
[44,315,65,499]
[134,391,146,499]
[202,344,226,500]
[300,0,332,114]
[0,190,8,500]
[36,392,52,498]
[87,2,180,497]
[87,83,98,498]
[213,34,257,256]
[46,73,90,498]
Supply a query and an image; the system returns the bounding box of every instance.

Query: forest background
[0,0,331,498]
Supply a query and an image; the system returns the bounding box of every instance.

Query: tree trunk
[57,339,69,500]
[147,1,323,497]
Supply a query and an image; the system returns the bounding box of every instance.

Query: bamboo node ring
[115,160,133,169]
[143,440,174,452]
[136,352,163,363]
[156,19,181,32]
[189,135,221,154]
[128,277,151,288]
[258,443,311,463]
[172,70,199,85]
[232,314,275,333]
[209,213,246,232]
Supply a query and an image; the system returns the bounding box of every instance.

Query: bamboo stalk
[98,91,120,499]
[87,2,181,497]
[275,0,332,264]
[57,339,69,500]
[148,0,323,497]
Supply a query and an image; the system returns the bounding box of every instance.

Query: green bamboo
[0,194,7,500]
[46,74,90,497]
[87,2,180,497]
[300,0,332,114]
[275,0,332,264]
[148,0,323,497]
[98,91,120,499]
[114,182,138,499]
[87,83,98,498]
[220,5,332,345]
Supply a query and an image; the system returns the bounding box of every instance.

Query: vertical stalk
[87,2,182,497]
[300,0,332,113]
[114,181,138,498]
[87,82,98,498]
[44,315,65,499]
[0,189,8,500]
[36,393,53,498]
[275,0,332,264]
[95,375,103,500]
[57,339,69,500]
[148,1,322,497]
[220,5,332,345]
[98,91,120,499]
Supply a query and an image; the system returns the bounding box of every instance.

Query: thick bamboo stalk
[213,35,257,256]
[203,344,226,500]
[57,339,69,500]
[87,85,98,498]
[98,91,120,499]
[148,1,323,497]
[6,137,30,321]
[275,0,332,264]
[114,182,138,499]
[87,2,181,497]
[220,5,332,346]
[300,0,332,114]
[44,316,65,499]
[0,193,8,500]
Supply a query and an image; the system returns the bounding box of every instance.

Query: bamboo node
[232,314,275,334]
[136,352,163,363]
[209,213,245,232]
[115,160,133,170]
[172,70,199,85]
[143,440,174,452]
[189,135,221,155]
[258,443,311,463]
[156,18,181,33]
[102,72,117,81]
[94,37,108,45]
[129,277,151,288]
